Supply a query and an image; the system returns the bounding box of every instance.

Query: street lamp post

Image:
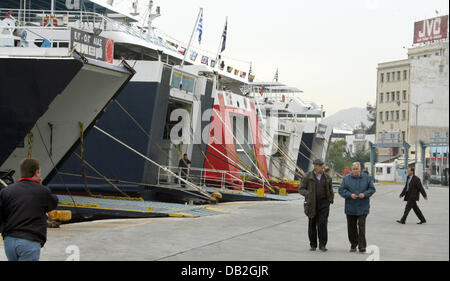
[411,99,433,180]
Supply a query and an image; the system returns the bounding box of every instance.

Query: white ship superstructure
[249,82,332,181]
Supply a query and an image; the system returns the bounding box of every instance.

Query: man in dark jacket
[338,162,376,253]
[0,158,58,261]
[178,153,191,187]
[397,167,427,224]
[298,159,334,252]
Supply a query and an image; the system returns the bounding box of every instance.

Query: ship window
[170,70,196,93]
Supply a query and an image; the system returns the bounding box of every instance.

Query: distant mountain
[322,107,370,131]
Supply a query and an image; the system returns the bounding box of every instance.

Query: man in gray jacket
[299,159,334,252]
[338,162,376,253]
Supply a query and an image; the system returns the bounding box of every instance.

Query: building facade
[375,42,449,164]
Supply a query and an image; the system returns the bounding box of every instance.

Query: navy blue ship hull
[0,58,83,165]
[48,65,174,200]
[295,132,315,179]
[49,65,216,203]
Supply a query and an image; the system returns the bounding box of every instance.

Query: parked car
[430,175,442,184]
[332,180,341,192]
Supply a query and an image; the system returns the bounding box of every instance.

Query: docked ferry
[1,0,331,206]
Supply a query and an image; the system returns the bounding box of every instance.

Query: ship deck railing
[156,166,267,192]
[0,8,174,51]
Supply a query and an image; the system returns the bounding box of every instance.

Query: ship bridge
[249,82,324,119]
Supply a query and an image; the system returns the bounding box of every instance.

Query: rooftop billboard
[413,15,448,44]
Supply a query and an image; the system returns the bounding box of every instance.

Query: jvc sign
[413,15,448,44]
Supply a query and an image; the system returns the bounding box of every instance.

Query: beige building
[376,41,449,163]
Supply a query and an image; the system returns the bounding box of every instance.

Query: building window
[397,71,401,80]
[396,110,399,120]
[402,110,406,120]
[396,91,400,101]
[380,73,384,83]
[403,70,408,80]
[386,111,389,121]
[391,111,394,120]
[403,90,407,101]
[387,167,391,174]
[391,91,395,102]
[380,112,383,121]
[386,93,390,102]
[380,93,383,103]
[392,72,395,81]
[387,72,390,82]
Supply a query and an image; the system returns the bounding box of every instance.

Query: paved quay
[0,184,448,261]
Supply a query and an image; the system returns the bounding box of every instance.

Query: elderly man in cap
[299,158,334,252]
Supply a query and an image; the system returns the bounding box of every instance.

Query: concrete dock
[0,184,448,261]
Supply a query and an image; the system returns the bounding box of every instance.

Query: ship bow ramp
[1,53,134,183]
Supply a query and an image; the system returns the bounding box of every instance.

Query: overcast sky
[153,0,449,116]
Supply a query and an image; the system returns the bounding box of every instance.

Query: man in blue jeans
[0,158,58,261]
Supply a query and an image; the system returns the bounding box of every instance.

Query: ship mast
[181,7,203,68]
[146,0,161,38]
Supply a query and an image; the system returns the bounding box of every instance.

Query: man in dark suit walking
[397,167,428,224]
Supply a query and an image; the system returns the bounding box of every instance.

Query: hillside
[323,107,371,130]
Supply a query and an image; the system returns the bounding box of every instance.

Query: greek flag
[221,18,227,53]
[197,11,203,45]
